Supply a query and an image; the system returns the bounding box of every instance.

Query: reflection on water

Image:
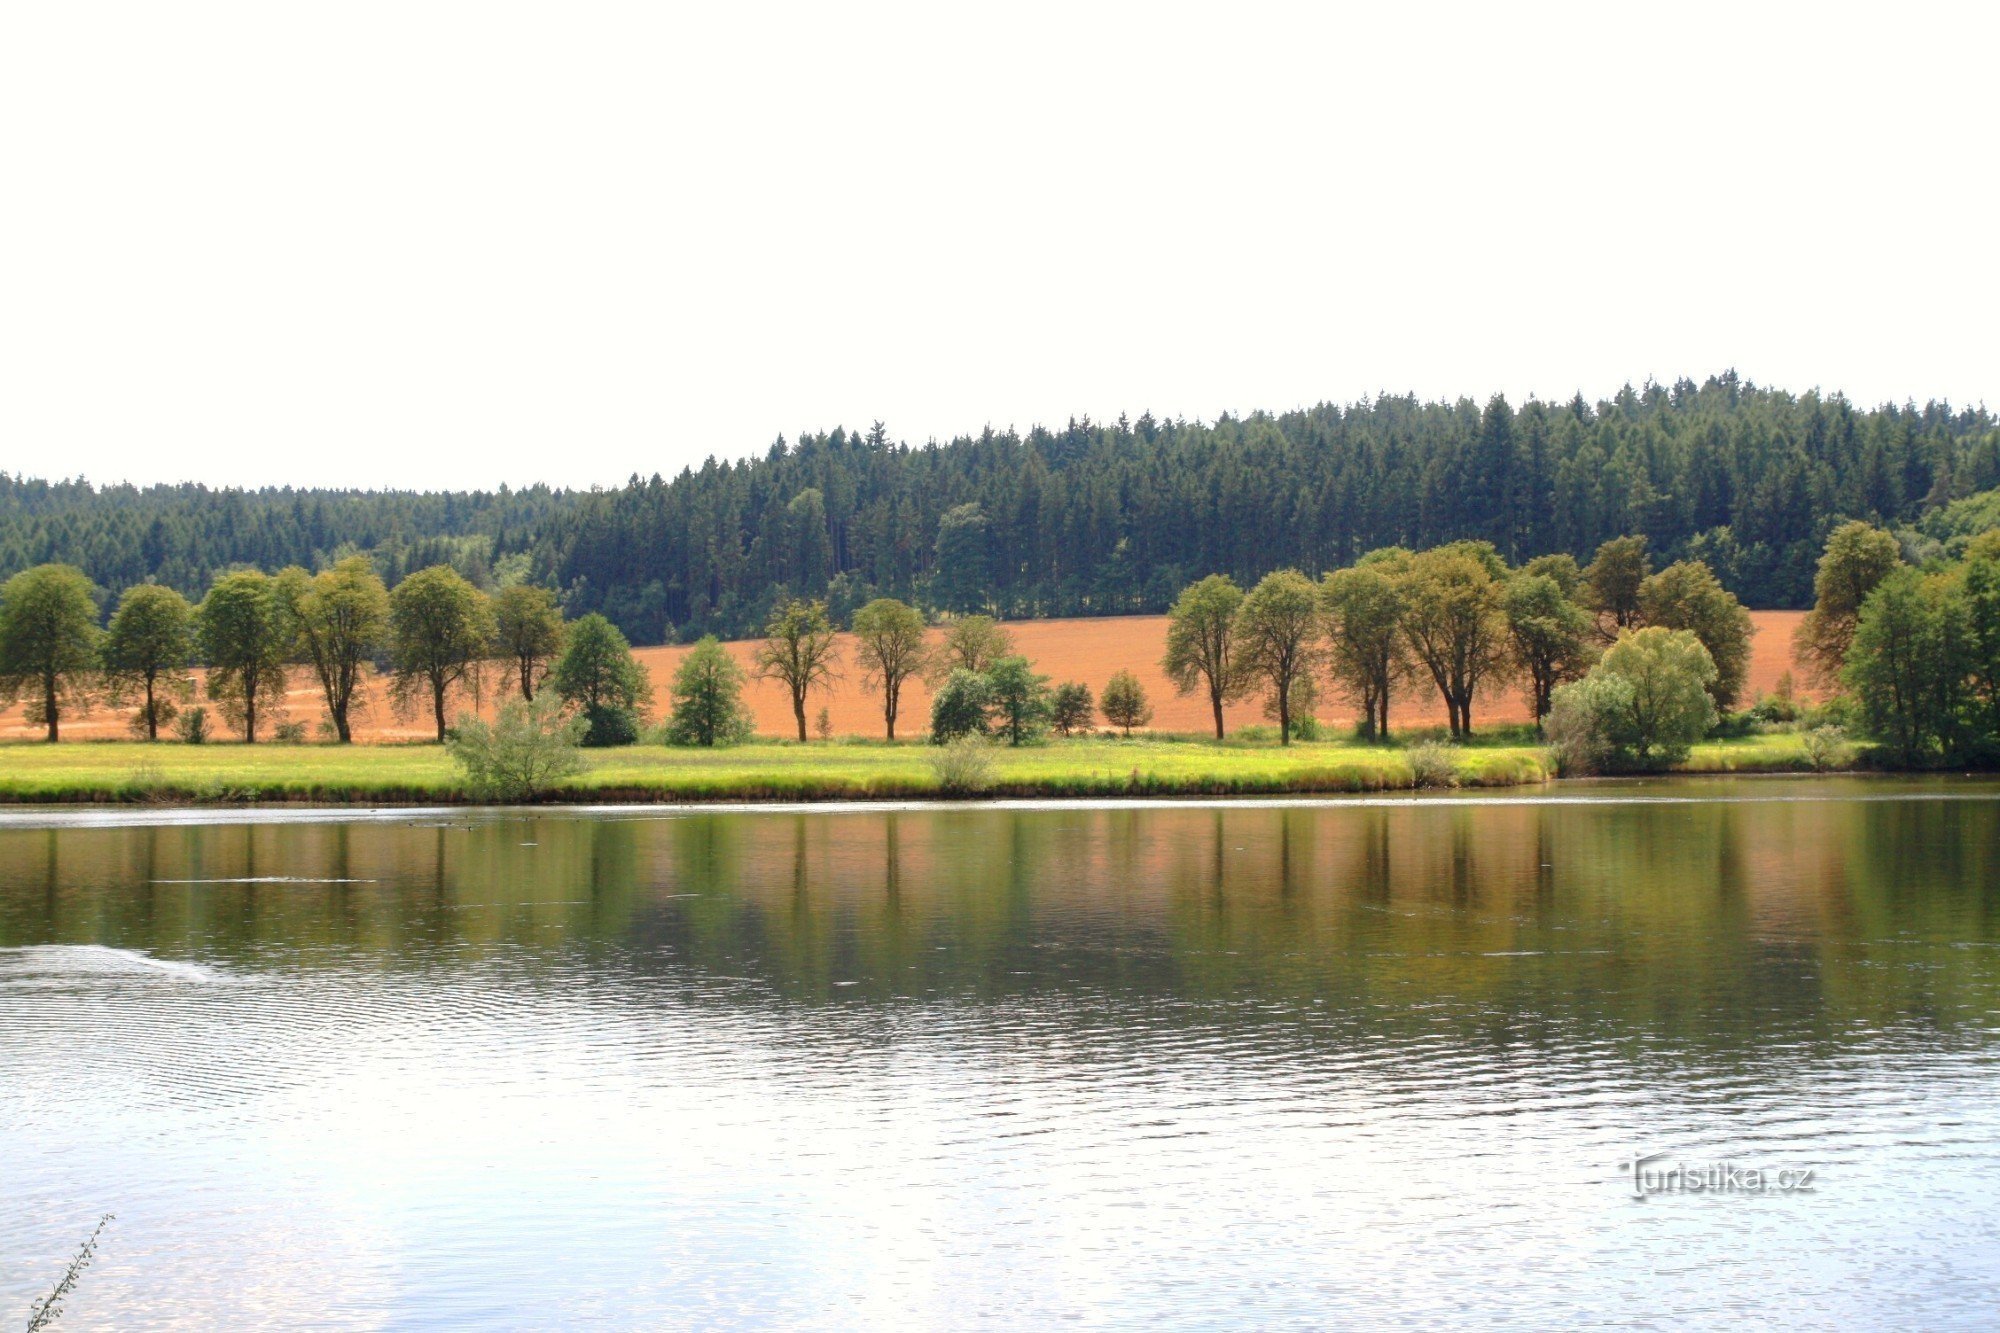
[4,781,2000,1326]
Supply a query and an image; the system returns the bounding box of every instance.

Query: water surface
[5,780,2000,1327]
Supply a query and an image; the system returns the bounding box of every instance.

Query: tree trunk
[520,658,535,702]
[432,677,449,743]
[333,705,352,744]
[1210,681,1225,740]
[793,690,807,743]
[1278,681,1291,746]
[244,681,258,743]
[43,674,58,743]
[885,687,898,741]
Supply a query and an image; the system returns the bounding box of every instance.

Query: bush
[447,694,586,801]
[174,706,210,744]
[929,669,993,743]
[1800,724,1855,772]
[273,721,308,744]
[1545,674,1635,775]
[579,703,641,748]
[1100,669,1154,736]
[927,735,996,794]
[815,706,833,741]
[1406,740,1459,788]
[1546,628,1718,772]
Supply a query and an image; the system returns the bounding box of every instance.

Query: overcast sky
[2,1,1995,491]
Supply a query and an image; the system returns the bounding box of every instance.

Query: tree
[1162,574,1246,740]
[277,557,388,743]
[1583,535,1650,633]
[1794,521,1902,689]
[1503,572,1595,720]
[1844,568,1971,766]
[492,584,565,701]
[1322,563,1406,740]
[1099,668,1154,736]
[389,564,496,743]
[663,636,755,746]
[1549,627,1718,771]
[929,669,993,743]
[851,597,928,739]
[1050,682,1095,736]
[101,582,194,741]
[754,598,841,742]
[551,612,652,746]
[1234,570,1322,745]
[198,569,293,743]
[1962,555,2000,740]
[931,502,991,613]
[985,655,1051,745]
[0,564,101,742]
[1638,560,1755,709]
[929,614,1013,681]
[448,693,586,799]
[1520,552,1585,600]
[1396,548,1511,739]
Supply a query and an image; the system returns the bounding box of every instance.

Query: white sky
[2,1,1995,491]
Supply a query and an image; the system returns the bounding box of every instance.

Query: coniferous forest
[5,373,1998,646]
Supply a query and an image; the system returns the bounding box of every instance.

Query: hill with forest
[4,373,1996,644]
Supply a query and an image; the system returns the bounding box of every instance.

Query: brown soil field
[0,610,1810,744]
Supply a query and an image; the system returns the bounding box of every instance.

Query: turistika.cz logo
[1619,1149,1817,1200]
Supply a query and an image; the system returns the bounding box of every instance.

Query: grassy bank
[0,732,1850,806]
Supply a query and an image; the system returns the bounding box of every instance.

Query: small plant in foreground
[1799,724,1854,772]
[1407,740,1459,789]
[27,1212,112,1331]
[927,735,996,795]
[173,706,210,744]
[447,694,586,801]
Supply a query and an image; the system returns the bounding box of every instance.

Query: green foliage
[1583,535,1650,631]
[1794,521,1902,689]
[447,693,587,799]
[1397,547,1511,739]
[927,735,996,794]
[930,502,991,613]
[1322,563,1406,740]
[198,569,292,742]
[1502,572,1594,720]
[753,598,841,742]
[928,668,992,743]
[1260,674,1319,740]
[850,596,927,739]
[1100,668,1154,736]
[1550,627,1719,771]
[662,636,754,746]
[174,705,210,744]
[1842,568,1975,766]
[1234,569,1321,745]
[278,556,389,743]
[552,612,651,747]
[985,655,1051,745]
[929,614,1013,680]
[1406,740,1458,789]
[102,581,195,740]
[1638,559,1755,708]
[389,564,496,742]
[0,563,102,742]
[1050,681,1095,736]
[491,583,565,701]
[1162,574,1246,739]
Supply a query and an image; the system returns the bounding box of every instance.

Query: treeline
[6,374,1999,645]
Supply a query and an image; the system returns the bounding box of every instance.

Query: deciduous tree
[1397,549,1511,739]
[552,612,652,746]
[492,584,565,701]
[199,569,293,743]
[0,564,101,742]
[1794,521,1902,689]
[755,598,841,743]
[277,557,389,742]
[1322,562,1406,739]
[389,564,496,743]
[663,637,754,746]
[1162,574,1245,740]
[851,597,928,740]
[1099,669,1154,737]
[1583,535,1650,634]
[1503,572,1595,721]
[1638,560,1755,709]
[1233,570,1322,745]
[102,582,194,741]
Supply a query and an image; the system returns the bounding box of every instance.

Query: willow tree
[0,564,101,742]
[102,582,195,740]
[1162,574,1245,740]
[851,597,927,739]
[389,564,496,742]
[199,569,294,743]
[754,598,840,742]
[1233,570,1322,745]
[278,557,389,742]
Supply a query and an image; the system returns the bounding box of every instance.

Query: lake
[4,780,2000,1327]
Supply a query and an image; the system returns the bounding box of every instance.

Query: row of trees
[9,376,2000,647]
[0,559,650,746]
[1158,535,1753,744]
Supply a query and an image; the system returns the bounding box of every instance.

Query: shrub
[579,703,641,748]
[447,694,586,801]
[929,669,992,743]
[1100,669,1154,736]
[1544,673,1635,775]
[815,706,833,741]
[927,735,996,795]
[1799,724,1855,772]
[662,636,755,746]
[174,706,210,744]
[273,721,308,744]
[1546,628,1718,772]
[1406,740,1459,788]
